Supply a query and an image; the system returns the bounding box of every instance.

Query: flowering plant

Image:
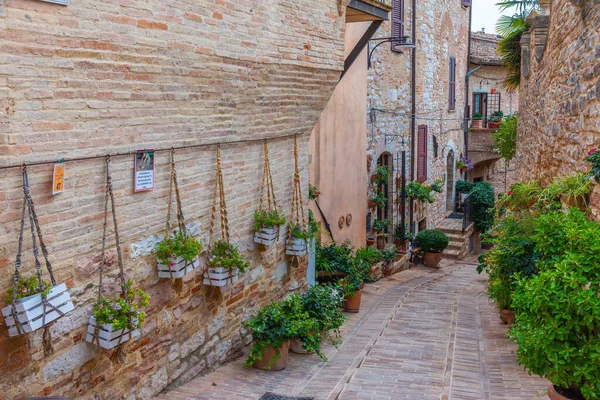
[208,240,249,273]
[156,230,203,265]
[309,184,321,200]
[586,147,600,183]
[289,223,314,241]
[92,280,149,331]
[458,155,474,171]
[4,276,51,305]
[253,208,286,231]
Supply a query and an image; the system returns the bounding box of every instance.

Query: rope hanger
[259,139,278,213]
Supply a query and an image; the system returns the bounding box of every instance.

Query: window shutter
[462,0,472,7]
[449,57,456,111]
[417,125,428,182]
[391,0,404,53]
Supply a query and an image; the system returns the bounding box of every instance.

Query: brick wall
[366,0,470,235]
[0,0,346,398]
[515,0,600,217]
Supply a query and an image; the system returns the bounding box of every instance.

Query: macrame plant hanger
[288,135,307,267]
[11,165,63,356]
[92,155,134,364]
[259,139,278,217]
[205,144,232,294]
[164,149,188,290]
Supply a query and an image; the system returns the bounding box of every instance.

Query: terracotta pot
[499,309,515,325]
[344,289,362,313]
[423,251,442,268]
[471,119,483,129]
[290,337,314,354]
[547,384,582,400]
[488,122,500,129]
[370,174,376,183]
[368,200,377,208]
[252,341,290,371]
[376,235,386,250]
[366,237,376,246]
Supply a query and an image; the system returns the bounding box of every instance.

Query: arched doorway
[446,150,455,212]
[377,153,393,238]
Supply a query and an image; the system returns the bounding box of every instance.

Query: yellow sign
[52,163,65,194]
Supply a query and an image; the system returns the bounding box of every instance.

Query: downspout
[409,0,416,232]
[464,5,472,158]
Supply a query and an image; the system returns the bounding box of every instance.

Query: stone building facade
[514,0,600,216]
[366,0,471,237]
[0,0,350,398]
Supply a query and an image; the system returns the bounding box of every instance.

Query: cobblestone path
[157,260,548,400]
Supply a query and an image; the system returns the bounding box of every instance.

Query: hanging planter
[87,156,150,360]
[286,224,309,256]
[2,167,73,355]
[156,150,203,279]
[203,145,249,287]
[254,140,286,248]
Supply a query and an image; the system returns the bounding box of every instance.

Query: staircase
[436,216,474,260]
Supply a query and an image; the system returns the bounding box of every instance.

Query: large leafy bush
[471,182,495,233]
[415,229,449,253]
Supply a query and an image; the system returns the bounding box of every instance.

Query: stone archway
[446,150,455,212]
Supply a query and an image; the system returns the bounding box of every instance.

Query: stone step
[444,249,462,259]
[447,243,463,251]
[446,233,466,243]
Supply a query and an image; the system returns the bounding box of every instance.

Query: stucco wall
[309,22,369,248]
[0,0,346,398]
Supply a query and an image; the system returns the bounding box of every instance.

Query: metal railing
[462,193,473,233]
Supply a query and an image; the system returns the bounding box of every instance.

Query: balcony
[469,128,500,165]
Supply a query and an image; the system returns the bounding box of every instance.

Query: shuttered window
[449,57,456,111]
[391,0,404,53]
[417,125,428,182]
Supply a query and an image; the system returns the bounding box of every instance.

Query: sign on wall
[40,0,68,5]
[52,163,65,195]
[134,149,155,192]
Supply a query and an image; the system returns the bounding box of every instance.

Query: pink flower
[507,191,513,195]
[173,230,177,234]
[171,253,176,258]
[170,262,175,267]
[371,266,377,272]
[588,148,598,155]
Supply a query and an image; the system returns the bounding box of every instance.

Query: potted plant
[308,183,321,201]
[372,218,390,250]
[2,276,74,337]
[253,208,286,247]
[369,192,387,209]
[244,295,320,370]
[87,280,149,349]
[406,181,435,203]
[204,241,249,287]
[394,223,413,252]
[286,223,313,256]
[415,229,449,268]
[471,112,483,128]
[373,165,389,186]
[366,234,376,246]
[380,246,398,274]
[430,177,444,193]
[156,230,203,279]
[488,111,504,129]
[340,265,364,313]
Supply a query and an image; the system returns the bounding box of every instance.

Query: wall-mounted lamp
[368,36,416,68]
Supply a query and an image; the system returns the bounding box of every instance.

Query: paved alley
[157,260,548,400]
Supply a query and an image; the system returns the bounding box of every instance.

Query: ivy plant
[4,275,51,305]
[253,208,287,231]
[302,284,345,347]
[316,241,354,274]
[156,230,203,265]
[371,218,390,233]
[586,147,600,184]
[369,192,388,209]
[406,181,435,203]
[208,240,249,273]
[93,280,150,331]
[373,165,390,186]
[493,114,518,161]
[471,182,496,233]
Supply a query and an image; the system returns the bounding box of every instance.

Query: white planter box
[2,283,74,337]
[254,227,279,247]
[286,238,307,256]
[203,266,239,287]
[157,255,199,279]
[86,316,140,350]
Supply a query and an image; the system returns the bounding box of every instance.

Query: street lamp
[368,36,416,68]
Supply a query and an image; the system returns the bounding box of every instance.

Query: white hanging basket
[2,283,74,337]
[203,266,239,287]
[254,226,279,247]
[86,316,140,350]
[157,255,199,279]
[286,238,308,256]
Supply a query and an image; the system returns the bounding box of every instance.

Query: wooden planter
[254,227,279,247]
[488,122,500,129]
[253,341,290,371]
[2,283,74,337]
[344,289,362,313]
[286,238,307,256]
[157,255,199,279]
[203,266,239,287]
[423,251,442,268]
[86,316,140,349]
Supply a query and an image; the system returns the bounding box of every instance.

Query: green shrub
[208,240,249,273]
[455,179,474,193]
[394,223,414,242]
[339,263,364,298]
[471,182,495,233]
[406,181,435,203]
[510,209,600,399]
[302,284,345,346]
[253,208,286,231]
[493,114,517,161]
[415,229,449,253]
[156,230,203,265]
[316,241,354,274]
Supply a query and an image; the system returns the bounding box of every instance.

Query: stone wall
[0,0,346,398]
[515,0,600,200]
[367,0,470,236]
[469,65,519,117]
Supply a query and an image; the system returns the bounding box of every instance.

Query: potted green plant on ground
[394,223,414,253]
[372,218,390,250]
[204,241,249,287]
[244,295,320,370]
[253,208,287,247]
[87,280,150,349]
[156,230,203,279]
[415,229,449,268]
[471,112,483,129]
[340,264,365,313]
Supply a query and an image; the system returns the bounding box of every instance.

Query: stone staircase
[436,217,474,260]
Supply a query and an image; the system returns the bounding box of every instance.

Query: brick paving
[157,260,548,400]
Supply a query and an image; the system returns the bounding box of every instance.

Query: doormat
[447,213,463,219]
[259,394,314,400]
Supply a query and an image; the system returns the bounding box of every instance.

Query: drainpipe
[464,5,472,158]
[409,0,416,233]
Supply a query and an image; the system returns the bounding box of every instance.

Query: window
[391,0,404,53]
[417,125,428,182]
[449,57,456,110]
